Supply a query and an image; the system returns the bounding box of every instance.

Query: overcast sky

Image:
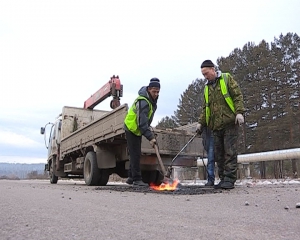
[1,0,299,164]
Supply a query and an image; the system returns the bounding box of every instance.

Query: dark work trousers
[125,130,142,181]
[206,133,215,183]
[213,124,238,183]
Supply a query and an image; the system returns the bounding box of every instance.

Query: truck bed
[60,104,128,159]
[59,103,203,167]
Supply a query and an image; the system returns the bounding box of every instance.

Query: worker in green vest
[124,78,160,187]
[197,60,245,189]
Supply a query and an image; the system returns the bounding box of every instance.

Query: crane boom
[83,75,123,110]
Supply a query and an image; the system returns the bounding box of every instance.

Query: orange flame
[150,179,180,191]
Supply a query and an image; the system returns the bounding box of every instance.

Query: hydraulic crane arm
[83,75,123,110]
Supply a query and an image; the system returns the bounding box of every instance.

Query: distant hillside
[0,163,45,179]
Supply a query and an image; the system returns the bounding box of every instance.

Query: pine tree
[172,79,206,126]
[156,116,178,129]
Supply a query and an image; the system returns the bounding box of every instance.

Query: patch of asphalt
[95,184,223,195]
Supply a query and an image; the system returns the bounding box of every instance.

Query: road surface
[0,179,299,240]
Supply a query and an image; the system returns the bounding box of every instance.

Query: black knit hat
[200,60,215,68]
[148,78,160,88]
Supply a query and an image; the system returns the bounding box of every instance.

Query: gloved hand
[149,138,156,148]
[196,123,202,134]
[235,114,244,125]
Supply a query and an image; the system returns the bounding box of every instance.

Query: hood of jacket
[138,86,158,106]
[207,70,222,86]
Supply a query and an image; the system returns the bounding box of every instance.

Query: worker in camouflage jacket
[197,60,245,189]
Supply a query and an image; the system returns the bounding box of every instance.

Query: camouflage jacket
[199,71,245,131]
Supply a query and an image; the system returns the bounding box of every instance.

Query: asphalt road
[0,179,299,240]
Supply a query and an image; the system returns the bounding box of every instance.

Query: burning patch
[150,179,180,191]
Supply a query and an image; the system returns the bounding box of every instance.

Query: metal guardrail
[197,148,300,166]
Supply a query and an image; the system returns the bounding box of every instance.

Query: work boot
[221,181,235,189]
[214,180,224,189]
[133,180,149,187]
[205,181,214,187]
[126,177,133,185]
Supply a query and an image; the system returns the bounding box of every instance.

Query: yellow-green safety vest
[124,96,153,136]
[204,73,235,125]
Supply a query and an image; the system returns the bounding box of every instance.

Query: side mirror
[58,120,62,130]
[40,127,45,135]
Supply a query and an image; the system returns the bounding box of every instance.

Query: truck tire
[154,171,164,186]
[142,170,163,186]
[49,161,58,184]
[97,169,109,186]
[84,151,100,186]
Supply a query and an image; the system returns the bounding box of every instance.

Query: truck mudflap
[44,163,49,171]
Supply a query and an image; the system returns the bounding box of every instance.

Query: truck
[41,75,203,186]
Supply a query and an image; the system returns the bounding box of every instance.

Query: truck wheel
[154,171,164,186]
[50,162,58,184]
[142,170,163,186]
[84,151,100,186]
[97,169,110,186]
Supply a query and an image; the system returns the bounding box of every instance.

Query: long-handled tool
[154,144,167,176]
[154,144,174,184]
[165,132,199,179]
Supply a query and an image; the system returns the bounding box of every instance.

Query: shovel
[154,144,178,185]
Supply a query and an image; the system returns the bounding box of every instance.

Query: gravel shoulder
[0,179,299,240]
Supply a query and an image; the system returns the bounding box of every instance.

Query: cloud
[0,129,43,148]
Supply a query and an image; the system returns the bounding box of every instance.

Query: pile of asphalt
[95,185,222,195]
